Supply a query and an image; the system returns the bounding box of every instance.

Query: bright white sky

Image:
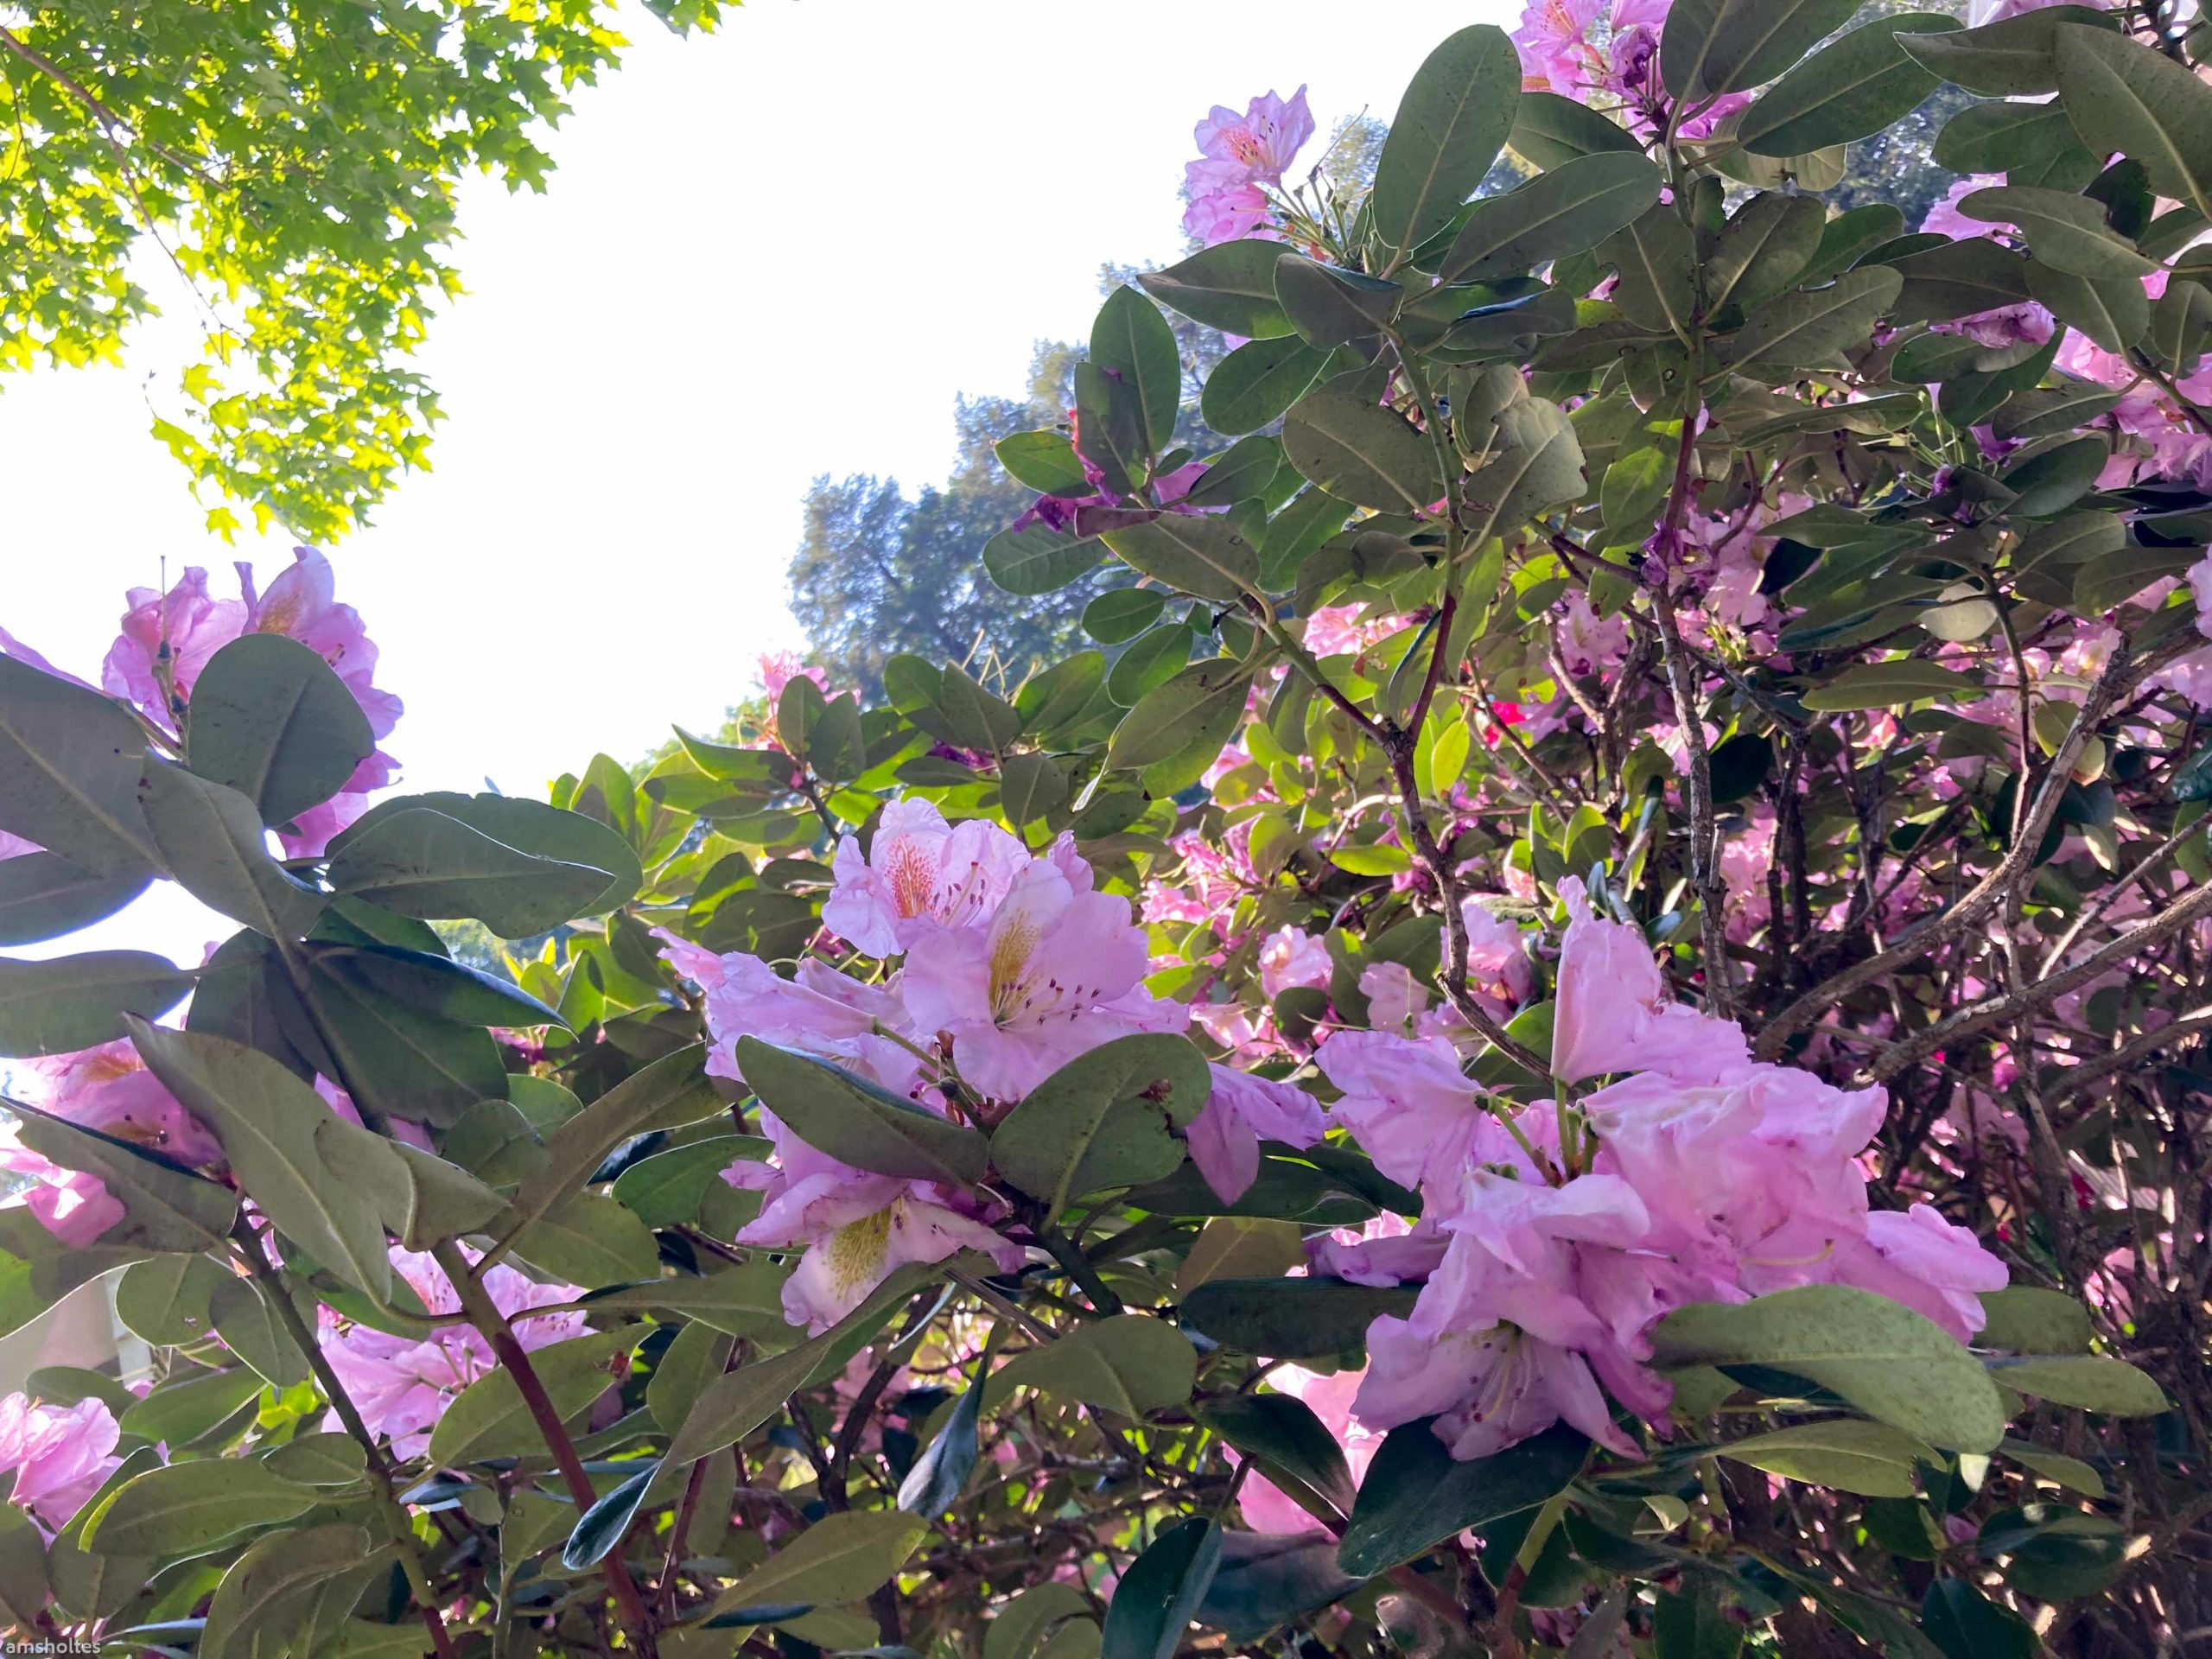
[2,0,1501,963]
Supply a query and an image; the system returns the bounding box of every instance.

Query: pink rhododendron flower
[742,1173,1024,1334]
[1317,1028,1499,1194]
[1550,877,1749,1083]
[0,1393,122,1531]
[823,798,1028,957]
[1359,1316,1634,1459]
[1921,175,2003,241]
[1512,0,1605,92]
[1182,86,1313,245]
[85,550,402,855]
[0,1041,224,1248]
[1257,926,1332,1000]
[1185,1065,1325,1204]
[1321,880,2011,1464]
[320,1247,587,1459]
[902,851,1181,1103]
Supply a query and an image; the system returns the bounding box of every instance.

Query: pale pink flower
[742,1174,1021,1334]
[1550,877,1750,1084]
[1257,926,1332,1000]
[0,1394,121,1531]
[320,1247,586,1459]
[0,1042,224,1248]
[823,798,1028,957]
[1185,1065,1325,1204]
[1182,86,1313,246]
[1316,1029,1492,1193]
[902,849,1181,1103]
[1833,1205,2009,1344]
[1511,0,1605,92]
[1357,1317,1637,1459]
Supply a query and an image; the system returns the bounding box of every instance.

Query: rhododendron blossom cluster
[3,5,2212,1655]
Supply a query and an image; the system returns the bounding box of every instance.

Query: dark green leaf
[82,1460,320,1556]
[1092,287,1182,457]
[1100,516,1262,603]
[425,1323,640,1465]
[125,1020,393,1300]
[1195,1533,1362,1641]
[0,951,194,1058]
[1201,335,1328,436]
[1506,92,1643,169]
[738,1036,987,1183]
[1663,0,1870,99]
[1737,16,1959,157]
[1274,257,1401,348]
[1961,187,2157,281]
[1193,1394,1357,1522]
[563,1459,661,1570]
[1100,1518,1221,1659]
[184,633,374,829]
[991,1032,1212,1214]
[995,1315,1198,1416]
[1372,23,1519,251]
[2055,22,2212,220]
[329,791,640,915]
[1922,1579,2036,1659]
[0,853,149,948]
[1336,1422,1587,1575]
[0,655,157,878]
[1281,390,1440,514]
[1650,1286,2007,1451]
[326,807,615,936]
[1897,6,2113,96]
[1139,242,1294,339]
[1653,1581,1744,1659]
[1108,661,1255,775]
[1442,153,1663,287]
[139,763,327,938]
[898,1369,985,1516]
[995,430,1091,496]
[983,526,1106,598]
[1178,1275,1417,1358]
[1731,267,1903,372]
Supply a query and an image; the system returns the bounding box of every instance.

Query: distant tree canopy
[785,87,1961,692]
[787,281,1232,698]
[0,0,726,542]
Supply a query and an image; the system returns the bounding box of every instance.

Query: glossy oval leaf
[184,633,375,830]
[0,952,194,1058]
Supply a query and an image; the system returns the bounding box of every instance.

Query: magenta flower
[0,1393,122,1532]
[319,1247,585,1459]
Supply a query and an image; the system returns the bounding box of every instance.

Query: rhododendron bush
[7,4,2212,1657]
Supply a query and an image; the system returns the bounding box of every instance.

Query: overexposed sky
[3,0,1501,963]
